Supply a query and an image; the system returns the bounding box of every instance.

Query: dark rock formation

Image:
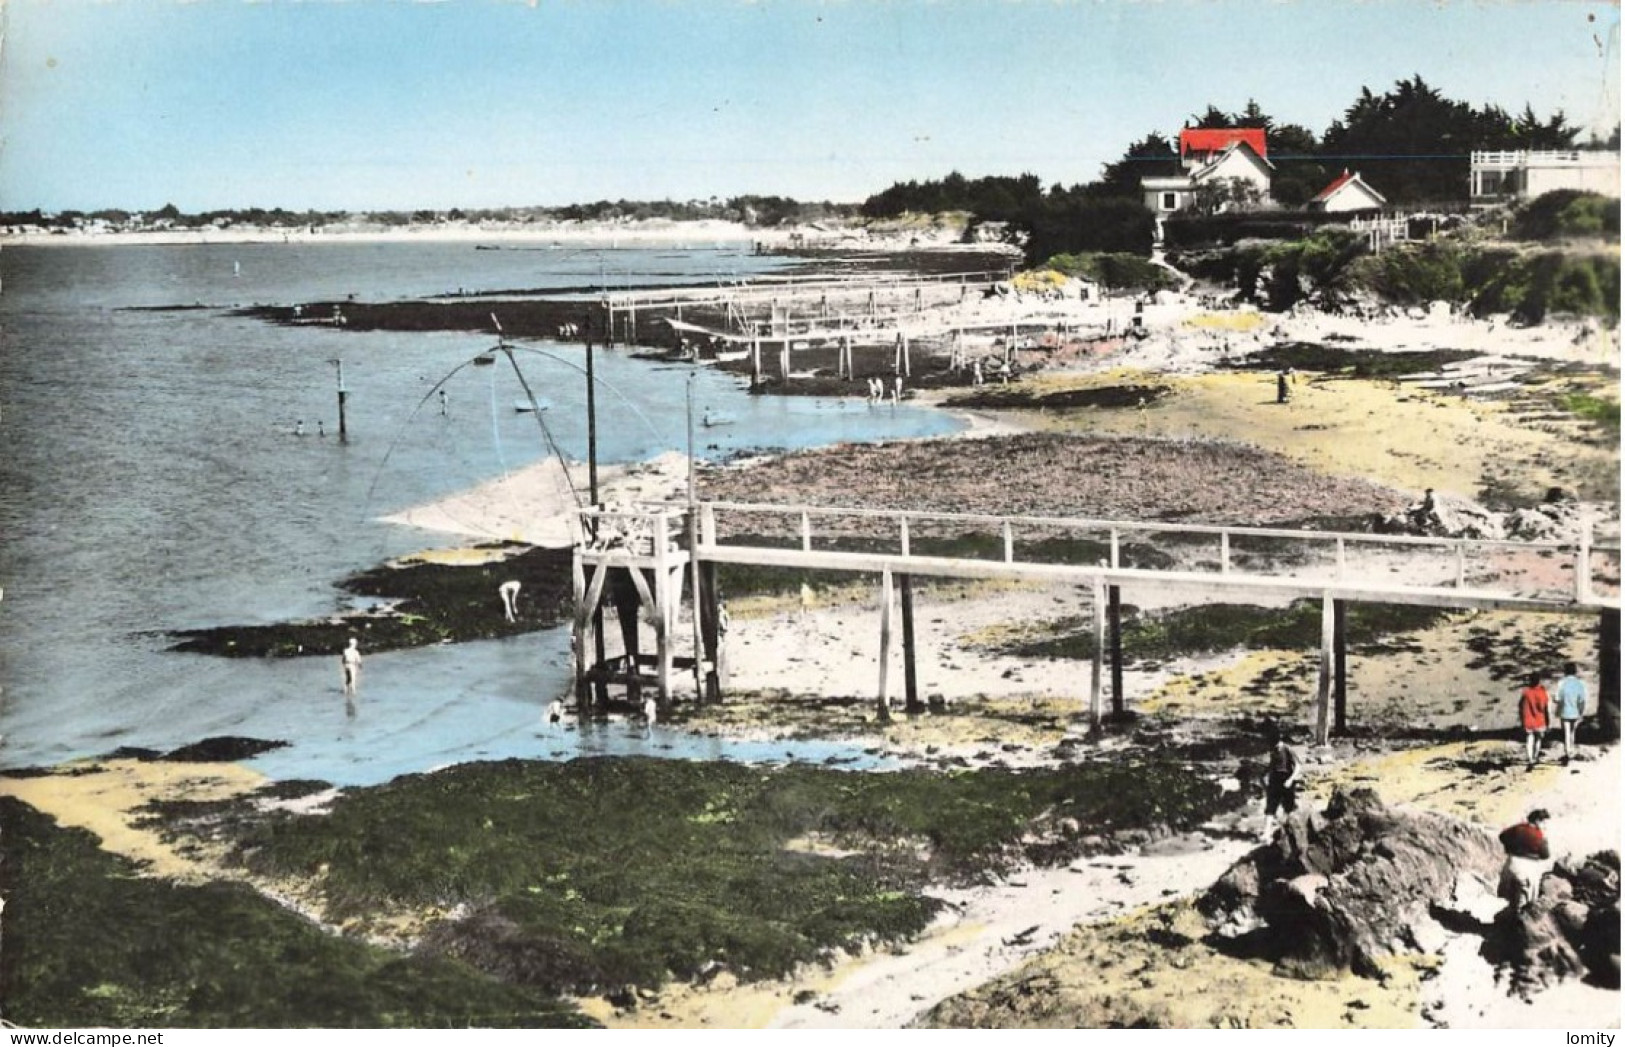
[1200,787,1503,979]
[1488,850,1620,994]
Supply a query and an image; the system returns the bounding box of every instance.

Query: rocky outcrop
[1200,788,1503,979]
[1202,788,1621,995]
[1377,489,1592,543]
[1487,850,1620,994]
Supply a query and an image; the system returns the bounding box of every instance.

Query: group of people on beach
[1518,661,1590,769]
[1260,660,1594,918]
[866,374,903,405]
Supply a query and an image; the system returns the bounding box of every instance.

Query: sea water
[0,241,955,784]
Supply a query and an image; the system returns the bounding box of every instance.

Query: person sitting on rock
[1407,488,1436,531]
[1498,809,1552,909]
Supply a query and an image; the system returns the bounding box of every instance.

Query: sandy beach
[5,249,1616,1030]
[340,268,1621,1028]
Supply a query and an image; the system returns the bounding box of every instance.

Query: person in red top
[1519,672,1550,770]
[1498,809,1552,909]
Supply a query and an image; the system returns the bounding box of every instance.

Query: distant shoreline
[1,219,770,248]
[0,218,985,251]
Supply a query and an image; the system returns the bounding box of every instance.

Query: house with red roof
[1179,128,1269,169]
[1307,169,1387,213]
[1141,130,1275,222]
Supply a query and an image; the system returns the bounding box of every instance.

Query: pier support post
[574,560,610,713]
[1333,600,1348,737]
[1109,585,1124,718]
[611,569,643,708]
[572,552,588,708]
[654,515,672,706]
[1600,608,1620,741]
[1091,577,1106,727]
[1315,594,1334,745]
[698,561,723,702]
[900,574,920,713]
[781,338,790,382]
[751,331,762,391]
[878,569,894,720]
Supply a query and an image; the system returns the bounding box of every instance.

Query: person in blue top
[1554,661,1589,765]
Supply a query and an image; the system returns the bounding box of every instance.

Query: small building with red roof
[1307,169,1387,213]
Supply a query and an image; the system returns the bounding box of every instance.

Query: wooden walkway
[571,502,1620,744]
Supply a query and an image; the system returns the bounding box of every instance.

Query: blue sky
[1,0,1618,212]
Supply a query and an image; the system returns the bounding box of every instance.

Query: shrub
[1509,190,1620,242]
[1046,252,1179,293]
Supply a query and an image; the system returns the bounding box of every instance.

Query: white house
[1469,149,1620,206]
[1141,128,1275,219]
[1307,170,1387,213]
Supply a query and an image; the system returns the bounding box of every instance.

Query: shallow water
[0,241,950,782]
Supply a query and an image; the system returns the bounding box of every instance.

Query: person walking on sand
[546,698,564,727]
[341,637,362,696]
[1498,809,1552,909]
[643,695,658,734]
[1260,731,1301,841]
[1519,671,1551,770]
[892,374,903,404]
[1555,661,1588,765]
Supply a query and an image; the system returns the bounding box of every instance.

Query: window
[1162,192,1179,210]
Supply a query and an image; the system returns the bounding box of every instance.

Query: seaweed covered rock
[1488,850,1620,994]
[1200,787,1502,979]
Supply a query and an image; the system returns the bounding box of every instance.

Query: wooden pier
[571,502,1620,744]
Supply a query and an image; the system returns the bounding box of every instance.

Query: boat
[514,400,549,413]
[472,351,497,366]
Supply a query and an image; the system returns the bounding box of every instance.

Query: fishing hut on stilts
[571,505,725,712]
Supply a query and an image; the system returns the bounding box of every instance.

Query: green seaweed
[994,600,1452,663]
[229,756,1237,995]
[0,798,593,1029]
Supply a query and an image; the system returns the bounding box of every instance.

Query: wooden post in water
[572,551,589,708]
[331,359,350,442]
[1109,584,1124,718]
[1333,600,1348,736]
[900,574,920,713]
[750,330,762,391]
[780,336,791,382]
[612,569,642,709]
[1315,594,1334,745]
[878,569,894,720]
[1091,577,1106,726]
[654,513,672,706]
[574,560,610,713]
[585,350,607,709]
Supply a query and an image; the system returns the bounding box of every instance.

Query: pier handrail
[569,500,1620,610]
[694,499,1618,556]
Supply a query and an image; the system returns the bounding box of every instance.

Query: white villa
[1469,149,1620,206]
[1141,127,1275,220]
